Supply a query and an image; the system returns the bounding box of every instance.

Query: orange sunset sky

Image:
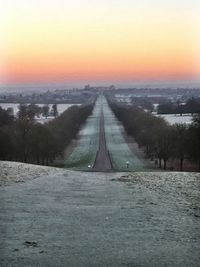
[0,0,200,85]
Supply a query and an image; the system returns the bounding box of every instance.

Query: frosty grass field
[64,98,101,170]
[103,98,145,171]
[65,95,146,171]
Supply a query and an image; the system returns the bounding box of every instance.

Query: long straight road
[92,110,112,171]
[65,95,146,171]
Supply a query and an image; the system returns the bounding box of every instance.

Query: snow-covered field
[0,103,19,114]
[156,114,193,125]
[0,161,65,186]
[0,103,80,124]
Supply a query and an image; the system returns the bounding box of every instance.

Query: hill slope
[0,161,200,266]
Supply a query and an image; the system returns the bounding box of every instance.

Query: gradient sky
[1,0,200,85]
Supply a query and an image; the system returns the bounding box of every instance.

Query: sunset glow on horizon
[1,0,200,85]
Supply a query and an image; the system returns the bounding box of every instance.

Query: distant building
[109,85,116,90]
[84,84,116,92]
[84,84,91,90]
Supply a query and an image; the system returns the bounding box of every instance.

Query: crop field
[64,99,101,170]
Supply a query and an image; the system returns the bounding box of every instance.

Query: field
[156,113,193,125]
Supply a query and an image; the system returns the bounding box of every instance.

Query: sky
[1,0,200,86]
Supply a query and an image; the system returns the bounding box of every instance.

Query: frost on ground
[0,161,65,186]
[64,98,101,170]
[0,163,200,266]
[117,172,200,217]
[155,114,192,125]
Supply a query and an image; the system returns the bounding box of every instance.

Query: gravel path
[0,164,200,266]
[93,111,112,171]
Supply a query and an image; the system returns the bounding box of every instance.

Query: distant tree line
[157,98,200,115]
[131,97,154,112]
[108,101,200,171]
[13,103,58,119]
[0,103,94,165]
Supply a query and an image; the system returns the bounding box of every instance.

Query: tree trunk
[163,159,167,170]
[180,158,184,171]
[24,153,27,163]
[159,158,162,168]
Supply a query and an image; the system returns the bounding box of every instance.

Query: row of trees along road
[0,102,94,165]
[108,100,200,171]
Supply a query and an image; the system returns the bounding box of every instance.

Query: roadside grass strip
[65,100,101,170]
[103,98,146,171]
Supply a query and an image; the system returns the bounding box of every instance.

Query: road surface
[93,110,112,171]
